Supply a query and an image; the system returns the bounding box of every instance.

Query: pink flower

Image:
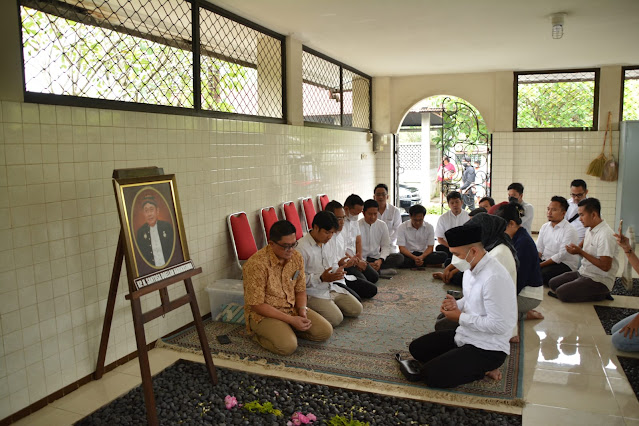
[224,395,237,410]
[290,412,314,424]
[306,413,317,422]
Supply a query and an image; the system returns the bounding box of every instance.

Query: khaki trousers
[249,309,332,356]
[307,291,363,327]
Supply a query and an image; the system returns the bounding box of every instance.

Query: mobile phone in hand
[216,334,231,345]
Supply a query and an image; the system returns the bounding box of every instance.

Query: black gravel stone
[617,356,639,401]
[611,278,639,297]
[594,305,639,335]
[74,359,521,425]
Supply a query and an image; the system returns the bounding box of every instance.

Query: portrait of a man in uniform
[135,194,175,268]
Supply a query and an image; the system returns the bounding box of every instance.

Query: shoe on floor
[379,268,397,276]
[547,290,558,299]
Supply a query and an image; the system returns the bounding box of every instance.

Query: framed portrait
[113,174,192,289]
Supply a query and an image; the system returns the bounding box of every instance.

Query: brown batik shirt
[242,245,305,333]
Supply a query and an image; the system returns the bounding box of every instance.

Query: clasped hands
[290,306,312,331]
[565,243,582,255]
[440,294,461,321]
[320,266,345,282]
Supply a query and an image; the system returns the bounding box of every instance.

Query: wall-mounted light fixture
[551,13,566,39]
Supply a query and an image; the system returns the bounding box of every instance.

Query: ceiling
[206,0,639,77]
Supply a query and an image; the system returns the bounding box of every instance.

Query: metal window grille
[514,70,599,131]
[302,48,371,130]
[398,144,421,171]
[19,0,284,120]
[622,67,639,121]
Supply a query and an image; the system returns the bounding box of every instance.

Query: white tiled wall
[492,131,620,232]
[0,101,377,419]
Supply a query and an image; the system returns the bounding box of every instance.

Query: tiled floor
[13,280,639,425]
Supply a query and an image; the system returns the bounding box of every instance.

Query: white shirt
[149,224,165,266]
[567,198,587,242]
[379,203,402,253]
[396,220,435,253]
[520,201,534,234]
[455,253,517,354]
[342,217,361,256]
[578,220,619,290]
[537,219,580,271]
[487,244,517,286]
[435,209,470,240]
[359,218,391,260]
[295,233,348,299]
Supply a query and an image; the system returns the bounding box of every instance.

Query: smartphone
[216,334,231,345]
[446,290,462,299]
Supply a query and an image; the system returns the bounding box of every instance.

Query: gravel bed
[618,356,639,401]
[594,306,639,335]
[611,278,639,297]
[75,359,521,425]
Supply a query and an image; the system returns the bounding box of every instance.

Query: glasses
[273,241,298,251]
[570,192,585,198]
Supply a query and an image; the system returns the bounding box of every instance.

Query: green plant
[326,413,370,426]
[243,400,283,417]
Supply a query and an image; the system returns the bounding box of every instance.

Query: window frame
[513,68,600,132]
[302,46,372,132]
[620,65,639,122]
[18,0,287,124]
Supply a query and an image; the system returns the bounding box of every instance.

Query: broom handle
[608,113,614,157]
[602,111,611,154]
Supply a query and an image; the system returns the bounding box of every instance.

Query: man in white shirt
[405,223,517,388]
[359,199,404,276]
[537,196,580,286]
[342,194,379,284]
[435,191,470,260]
[549,198,618,302]
[296,211,362,327]
[374,183,403,253]
[508,182,534,234]
[324,200,378,299]
[397,204,448,268]
[135,195,174,268]
[566,179,588,242]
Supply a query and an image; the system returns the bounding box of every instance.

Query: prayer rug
[75,359,522,425]
[159,270,524,406]
[594,305,639,334]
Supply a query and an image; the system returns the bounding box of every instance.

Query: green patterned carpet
[161,270,523,402]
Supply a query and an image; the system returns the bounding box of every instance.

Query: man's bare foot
[485,369,502,381]
[433,272,444,280]
[509,336,520,343]
[526,310,544,320]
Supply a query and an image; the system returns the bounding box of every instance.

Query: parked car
[399,184,421,212]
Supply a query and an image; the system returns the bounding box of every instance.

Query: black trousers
[366,254,404,270]
[540,262,571,286]
[344,277,378,299]
[435,245,452,259]
[408,330,507,388]
[345,265,379,284]
[400,251,448,268]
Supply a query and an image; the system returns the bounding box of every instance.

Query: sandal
[395,353,422,382]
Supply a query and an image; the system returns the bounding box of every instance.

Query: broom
[586,111,611,177]
[601,113,618,181]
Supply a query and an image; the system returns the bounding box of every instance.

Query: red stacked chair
[281,201,304,240]
[259,206,279,246]
[317,194,329,211]
[227,212,258,272]
[300,197,316,232]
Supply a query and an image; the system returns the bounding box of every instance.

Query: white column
[421,112,431,205]
[285,35,303,126]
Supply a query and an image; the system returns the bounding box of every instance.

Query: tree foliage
[623,78,639,121]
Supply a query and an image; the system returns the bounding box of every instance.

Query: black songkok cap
[445,223,482,248]
[142,195,157,207]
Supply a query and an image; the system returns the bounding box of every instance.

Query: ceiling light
[551,13,566,39]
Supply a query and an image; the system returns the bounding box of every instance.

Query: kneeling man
[297,211,363,327]
[397,204,448,268]
[243,220,333,355]
[407,223,517,388]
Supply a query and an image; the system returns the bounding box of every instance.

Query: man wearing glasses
[243,220,332,355]
[566,179,588,242]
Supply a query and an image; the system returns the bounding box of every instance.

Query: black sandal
[395,353,422,382]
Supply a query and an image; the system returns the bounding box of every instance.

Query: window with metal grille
[514,70,599,131]
[622,67,639,121]
[302,48,371,130]
[19,0,284,120]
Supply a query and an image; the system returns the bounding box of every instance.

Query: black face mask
[508,196,518,204]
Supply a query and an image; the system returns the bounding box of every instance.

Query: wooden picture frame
[113,174,192,290]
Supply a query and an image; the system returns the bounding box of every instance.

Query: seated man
[296,211,363,327]
[406,223,517,388]
[435,191,470,260]
[324,200,378,299]
[507,182,534,235]
[549,198,619,302]
[243,220,333,355]
[537,196,580,286]
[567,179,588,243]
[397,204,448,268]
[359,199,404,276]
[342,194,379,284]
[478,196,495,210]
[374,183,403,253]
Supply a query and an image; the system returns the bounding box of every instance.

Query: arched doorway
[395,95,491,214]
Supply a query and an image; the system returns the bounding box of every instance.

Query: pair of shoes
[379,268,397,276]
[395,353,422,382]
[547,290,558,299]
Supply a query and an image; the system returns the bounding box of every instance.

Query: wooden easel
[94,167,217,426]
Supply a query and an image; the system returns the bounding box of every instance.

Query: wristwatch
[297,306,308,312]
